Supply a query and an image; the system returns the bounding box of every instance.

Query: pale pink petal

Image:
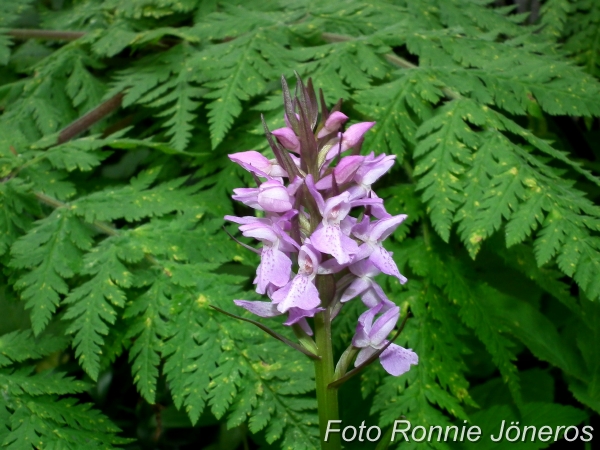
[272,127,301,153]
[355,303,382,337]
[334,155,365,184]
[229,151,271,173]
[349,258,380,278]
[234,300,280,317]
[257,181,292,212]
[272,275,321,312]
[340,122,375,152]
[240,224,279,244]
[380,344,418,376]
[314,174,333,190]
[369,307,399,347]
[340,278,370,303]
[351,215,372,241]
[224,215,270,226]
[311,224,358,264]
[305,174,325,212]
[318,111,348,138]
[322,193,352,226]
[255,247,292,294]
[369,191,392,219]
[369,215,408,242]
[356,154,395,186]
[354,346,378,367]
[298,242,321,277]
[369,246,407,284]
[232,187,261,209]
[284,306,323,325]
[296,318,314,336]
[362,282,392,308]
[287,176,304,196]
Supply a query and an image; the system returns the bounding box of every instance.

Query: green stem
[313,309,341,450]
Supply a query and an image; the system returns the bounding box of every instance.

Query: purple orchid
[306,175,358,264]
[228,151,287,178]
[225,213,298,294]
[272,127,301,153]
[232,178,300,213]
[225,75,416,387]
[339,258,395,309]
[271,242,321,313]
[352,304,418,376]
[318,111,348,138]
[324,122,375,164]
[352,215,408,284]
[233,300,322,335]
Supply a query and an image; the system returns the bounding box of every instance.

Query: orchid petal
[340,277,370,303]
[272,127,301,153]
[256,247,292,294]
[233,300,280,317]
[369,246,407,284]
[271,275,321,312]
[380,343,419,376]
[369,306,399,347]
[317,111,348,138]
[354,346,378,367]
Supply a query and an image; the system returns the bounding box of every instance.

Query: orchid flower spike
[225,74,415,379]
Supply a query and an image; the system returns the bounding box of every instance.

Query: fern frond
[414,99,485,242]
[11,210,93,334]
[63,237,135,380]
[123,276,169,403]
[0,0,35,27]
[355,72,437,159]
[563,0,600,77]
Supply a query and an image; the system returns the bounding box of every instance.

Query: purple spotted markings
[225,77,418,377]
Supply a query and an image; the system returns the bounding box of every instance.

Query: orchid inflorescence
[225,75,418,378]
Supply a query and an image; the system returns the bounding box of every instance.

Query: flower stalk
[313,307,341,449]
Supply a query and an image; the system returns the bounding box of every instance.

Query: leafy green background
[0,0,599,448]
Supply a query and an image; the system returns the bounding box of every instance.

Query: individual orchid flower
[272,127,301,153]
[271,242,322,313]
[314,155,365,190]
[324,122,375,163]
[352,304,418,376]
[233,299,322,335]
[306,175,359,264]
[352,215,408,284]
[225,213,298,294]
[228,151,287,178]
[317,111,348,138]
[347,152,396,200]
[339,258,395,309]
[232,179,299,213]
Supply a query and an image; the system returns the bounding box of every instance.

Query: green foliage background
[0,0,599,448]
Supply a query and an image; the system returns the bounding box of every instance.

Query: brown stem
[58,93,124,144]
[4,29,85,41]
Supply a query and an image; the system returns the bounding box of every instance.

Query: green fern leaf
[63,237,136,380]
[355,72,435,159]
[0,331,68,368]
[123,275,169,403]
[11,210,93,335]
[414,99,486,242]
